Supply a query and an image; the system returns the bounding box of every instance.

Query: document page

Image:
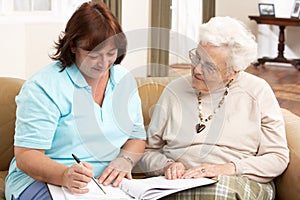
[120,176,217,200]
[48,180,133,200]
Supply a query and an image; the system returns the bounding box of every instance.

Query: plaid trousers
[161,175,275,200]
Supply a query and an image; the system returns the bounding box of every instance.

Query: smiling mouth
[193,73,204,81]
[92,67,106,72]
[92,67,100,71]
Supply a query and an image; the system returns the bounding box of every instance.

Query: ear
[70,41,77,53]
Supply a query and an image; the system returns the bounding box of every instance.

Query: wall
[1,22,26,78]
[0,0,150,79]
[216,0,300,61]
[0,18,65,79]
[216,0,259,35]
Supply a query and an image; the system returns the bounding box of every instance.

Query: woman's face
[75,42,118,80]
[190,44,231,93]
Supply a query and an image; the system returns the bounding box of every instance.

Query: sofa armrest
[0,77,25,171]
[275,109,300,200]
[0,171,8,200]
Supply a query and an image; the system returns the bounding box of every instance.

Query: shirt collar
[66,64,88,88]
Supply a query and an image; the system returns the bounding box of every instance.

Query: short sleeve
[14,80,60,149]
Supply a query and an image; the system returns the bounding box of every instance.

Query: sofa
[1,76,300,200]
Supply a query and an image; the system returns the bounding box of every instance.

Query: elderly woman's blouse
[141,71,289,183]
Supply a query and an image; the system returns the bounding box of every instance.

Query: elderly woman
[140,16,289,199]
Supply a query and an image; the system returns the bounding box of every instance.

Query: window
[14,0,51,11]
[0,0,88,18]
[0,0,53,16]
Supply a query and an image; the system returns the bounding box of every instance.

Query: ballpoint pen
[71,154,106,194]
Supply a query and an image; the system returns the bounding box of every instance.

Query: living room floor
[169,63,300,116]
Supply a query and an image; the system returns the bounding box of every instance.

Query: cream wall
[0,19,65,79]
[216,0,300,60]
[24,22,65,77]
[0,1,150,79]
[216,0,259,35]
[1,23,26,78]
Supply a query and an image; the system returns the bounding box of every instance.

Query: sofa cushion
[0,78,25,171]
[275,109,300,200]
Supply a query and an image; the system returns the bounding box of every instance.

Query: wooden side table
[249,16,300,70]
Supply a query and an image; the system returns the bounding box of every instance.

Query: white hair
[198,16,257,71]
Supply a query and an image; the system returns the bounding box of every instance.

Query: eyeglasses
[188,48,218,73]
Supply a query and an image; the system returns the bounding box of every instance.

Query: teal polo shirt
[5,62,146,199]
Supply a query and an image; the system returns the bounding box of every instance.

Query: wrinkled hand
[98,157,133,187]
[182,162,236,179]
[62,161,94,194]
[164,162,186,180]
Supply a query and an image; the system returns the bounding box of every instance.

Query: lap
[161,175,275,200]
[12,181,51,200]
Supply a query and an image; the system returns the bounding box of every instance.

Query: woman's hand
[164,161,186,180]
[97,156,133,187]
[182,162,236,179]
[62,161,94,194]
[98,139,145,187]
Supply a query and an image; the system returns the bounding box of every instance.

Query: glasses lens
[189,49,200,65]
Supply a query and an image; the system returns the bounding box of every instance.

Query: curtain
[93,0,122,23]
[148,0,171,77]
[202,0,215,23]
[169,0,202,65]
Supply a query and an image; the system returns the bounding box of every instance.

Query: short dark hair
[51,1,127,70]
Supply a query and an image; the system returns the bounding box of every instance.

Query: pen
[71,154,106,194]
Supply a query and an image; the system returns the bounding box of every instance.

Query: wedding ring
[201,168,206,173]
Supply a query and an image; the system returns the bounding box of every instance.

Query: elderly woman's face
[191,44,231,93]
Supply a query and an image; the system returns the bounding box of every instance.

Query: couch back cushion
[135,77,176,128]
[0,77,25,171]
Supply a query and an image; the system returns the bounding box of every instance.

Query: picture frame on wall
[258,3,275,16]
[291,0,300,18]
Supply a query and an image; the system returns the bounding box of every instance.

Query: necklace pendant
[196,123,206,133]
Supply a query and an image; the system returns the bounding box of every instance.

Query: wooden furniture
[249,16,300,70]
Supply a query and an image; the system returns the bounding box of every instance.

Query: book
[47,176,217,200]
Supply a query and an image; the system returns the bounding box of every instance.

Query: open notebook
[47,176,217,200]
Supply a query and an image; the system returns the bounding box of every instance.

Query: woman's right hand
[63,161,94,194]
[164,161,186,180]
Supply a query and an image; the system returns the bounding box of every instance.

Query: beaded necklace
[195,79,234,133]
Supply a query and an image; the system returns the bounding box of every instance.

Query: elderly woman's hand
[164,161,186,180]
[182,162,236,179]
[97,156,133,187]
